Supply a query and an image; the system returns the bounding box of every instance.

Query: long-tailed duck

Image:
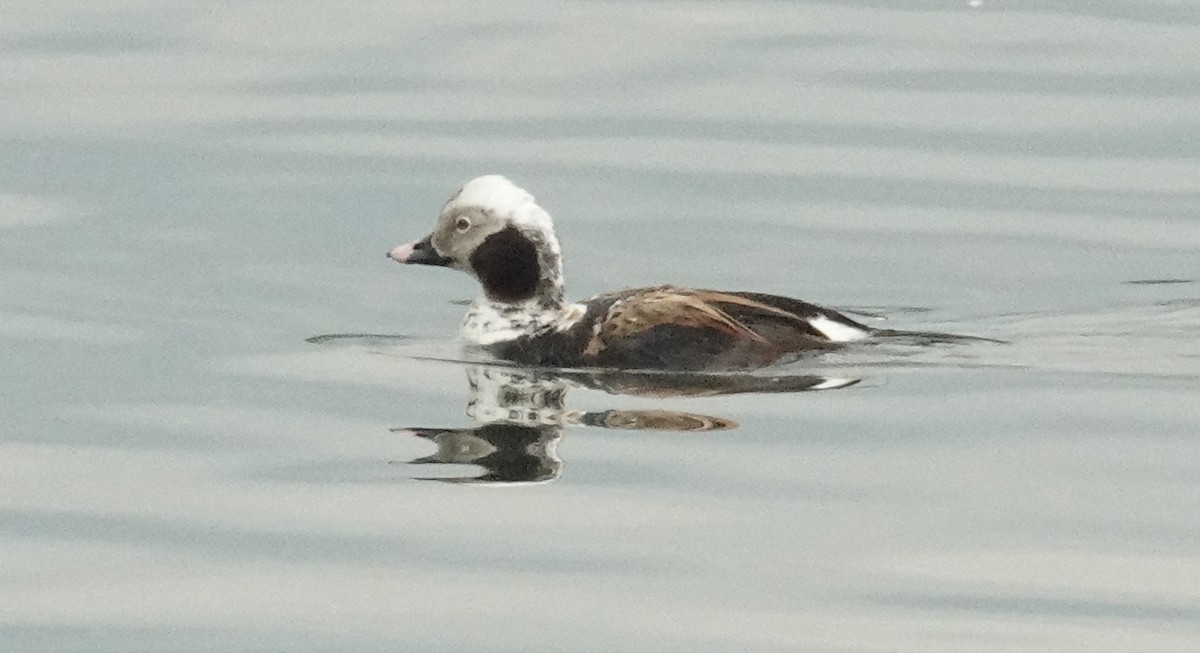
[388,175,879,371]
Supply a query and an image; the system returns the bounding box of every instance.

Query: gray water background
[2,1,1199,651]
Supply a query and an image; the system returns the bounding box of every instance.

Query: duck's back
[488,286,872,371]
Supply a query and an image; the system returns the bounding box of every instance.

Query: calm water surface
[3,1,1199,651]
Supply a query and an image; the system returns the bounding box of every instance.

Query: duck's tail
[870,328,1007,345]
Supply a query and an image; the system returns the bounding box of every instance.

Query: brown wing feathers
[583,286,824,357]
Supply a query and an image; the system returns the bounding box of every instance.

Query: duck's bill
[387,234,452,266]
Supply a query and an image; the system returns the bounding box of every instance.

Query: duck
[387,175,878,371]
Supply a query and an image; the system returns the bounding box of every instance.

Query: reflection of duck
[402,423,562,485]
[562,368,860,397]
[387,175,884,371]
[395,365,858,485]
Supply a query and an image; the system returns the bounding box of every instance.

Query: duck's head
[388,175,565,304]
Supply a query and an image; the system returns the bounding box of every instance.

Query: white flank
[809,377,860,390]
[809,315,871,342]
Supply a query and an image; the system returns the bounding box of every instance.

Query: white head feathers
[444,175,554,232]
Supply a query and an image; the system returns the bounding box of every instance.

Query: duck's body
[388,175,874,372]
[479,285,870,370]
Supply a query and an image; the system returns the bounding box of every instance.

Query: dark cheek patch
[470,226,542,303]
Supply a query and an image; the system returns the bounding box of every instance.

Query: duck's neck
[461,261,582,346]
[460,294,580,346]
[469,226,565,303]
[527,248,565,309]
[462,225,582,345]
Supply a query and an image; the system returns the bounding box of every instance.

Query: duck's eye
[455,216,471,233]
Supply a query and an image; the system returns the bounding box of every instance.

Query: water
[3,1,1200,650]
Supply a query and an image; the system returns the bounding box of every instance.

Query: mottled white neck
[460,297,586,346]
